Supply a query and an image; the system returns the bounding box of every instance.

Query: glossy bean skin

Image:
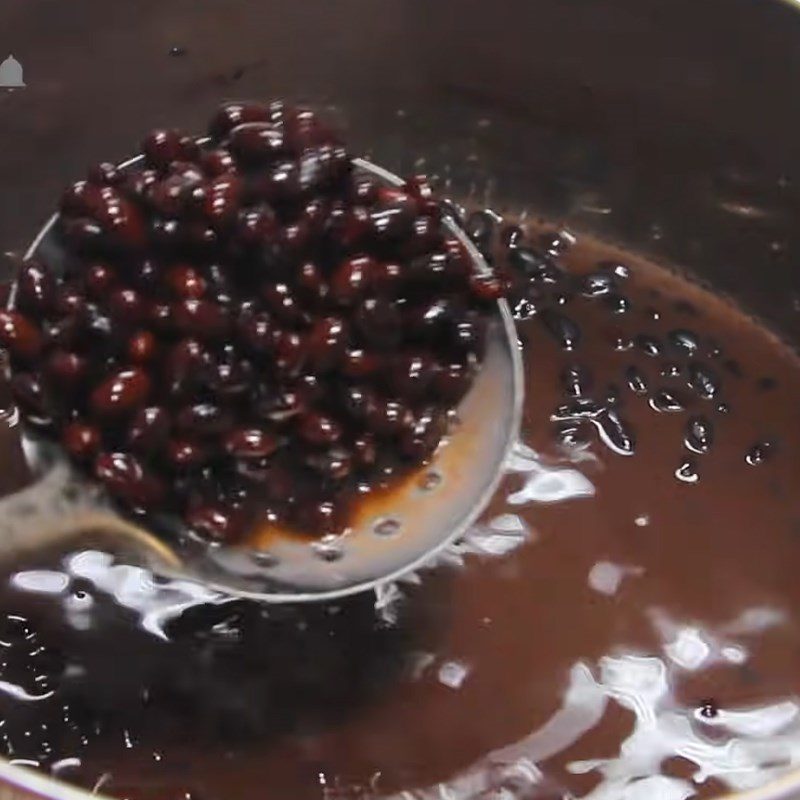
[9,99,501,541]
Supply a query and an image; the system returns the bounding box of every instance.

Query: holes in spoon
[418,469,443,493]
[373,517,401,537]
[312,542,344,562]
[250,550,279,568]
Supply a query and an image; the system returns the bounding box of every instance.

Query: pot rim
[2,747,800,800]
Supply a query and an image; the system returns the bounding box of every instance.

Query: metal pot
[1,0,799,797]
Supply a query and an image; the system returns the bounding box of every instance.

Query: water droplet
[649,389,685,413]
[501,224,524,249]
[716,402,730,414]
[594,409,635,456]
[614,335,634,352]
[560,364,593,398]
[698,699,719,719]
[685,416,714,454]
[645,306,661,321]
[688,362,721,399]
[634,514,650,527]
[512,297,537,320]
[538,309,581,351]
[625,366,649,396]
[169,45,187,57]
[660,362,682,378]
[250,551,278,568]
[509,246,558,283]
[554,422,591,449]
[0,614,35,645]
[635,334,662,357]
[599,261,630,280]
[552,398,604,421]
[675,458,699,484]
[605,293,631,314]
[579,271,615,298]
[606,384,621,405]
[745,442,773,466]
[667,328,700,356]
[539,230,575,256]
[374,518,401,537]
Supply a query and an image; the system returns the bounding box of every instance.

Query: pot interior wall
[1,0,799,340]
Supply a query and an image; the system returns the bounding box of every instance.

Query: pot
[0,0,799,797]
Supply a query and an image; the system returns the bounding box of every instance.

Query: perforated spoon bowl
[7,153,523,602]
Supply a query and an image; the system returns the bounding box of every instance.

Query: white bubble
[438,660,470,690]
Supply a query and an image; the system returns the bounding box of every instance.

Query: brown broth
[0,228,799,800]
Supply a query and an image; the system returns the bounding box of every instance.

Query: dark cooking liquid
[0,228,799,800]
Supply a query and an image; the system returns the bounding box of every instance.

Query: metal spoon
[6,154,523,602]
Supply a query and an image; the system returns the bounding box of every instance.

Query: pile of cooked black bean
[0,101,504,542]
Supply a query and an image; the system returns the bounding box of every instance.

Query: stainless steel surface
[10,153,522,601]
[1,0,799,796]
